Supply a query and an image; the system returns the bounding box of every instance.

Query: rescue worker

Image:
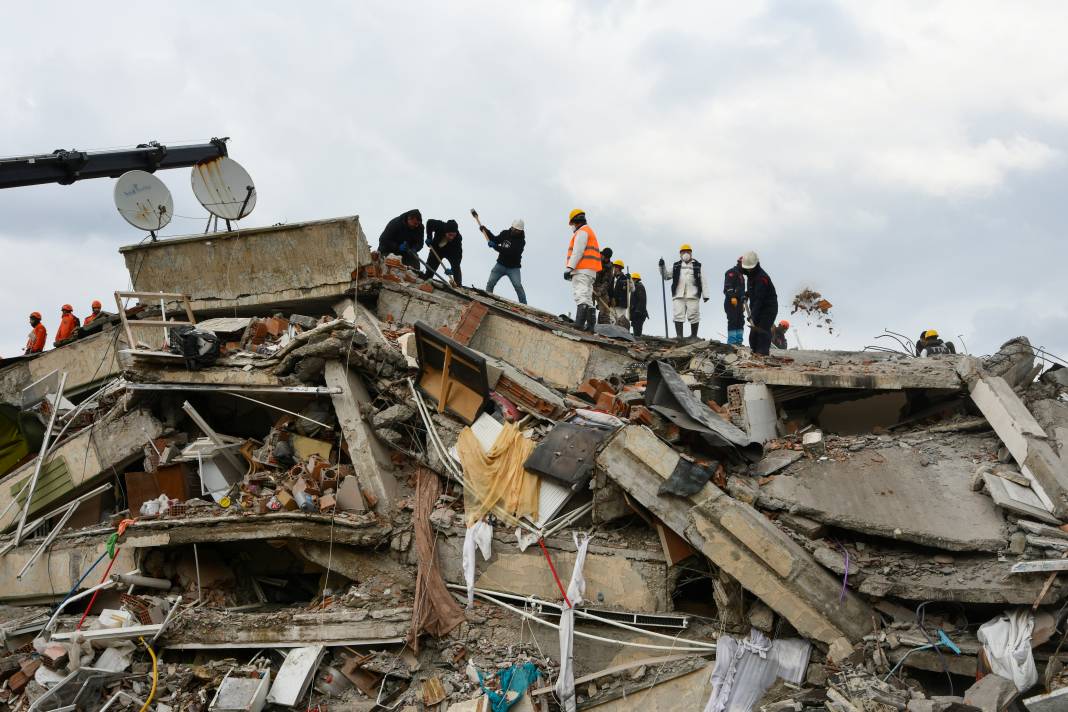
[83,300,104,326]
[723,257,746,345]
[771,320,790,350]
[377,209,423,271]
[915,329,955,356]
[609,259,629,325]
[563,209,602,333]
[481,219,527,304]
[629,273,649,337]
[741,251,778,355]
[658,244,710,339]
[54,304,80,346]
[24,312,46,355]
[423,218,463,286]
[593,247,616,324]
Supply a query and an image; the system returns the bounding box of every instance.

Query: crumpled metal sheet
[524,422,613,489]
[658,457,718,497]
[646,360,762,461]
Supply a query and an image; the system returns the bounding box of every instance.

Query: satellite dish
[113,170,173,232]
[191,156,257,220]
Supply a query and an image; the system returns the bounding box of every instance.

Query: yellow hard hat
[631,272,641,279]
[568,208,585,222]
[612,259,624,267]
[923,329,939,339]
[679,243,693,252]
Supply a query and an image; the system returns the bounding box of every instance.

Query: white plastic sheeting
[702,628,811,712]
[554,532,591,712]
[977,608,1037,692]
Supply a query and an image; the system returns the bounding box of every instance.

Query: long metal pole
[14,372,67,545]
[660,261,669,337]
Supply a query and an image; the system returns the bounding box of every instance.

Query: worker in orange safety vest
[25,312,46,354]
[83,300,104,326]
[563,209,602,333]
[54,304,80,346]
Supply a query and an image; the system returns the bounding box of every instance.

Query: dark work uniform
[723,263,746,345]
[423,219,463,284]
[746,264,778,355]
[378,209,423,270]
[629,280,649,336]
[915,337,954,356]
[611,272,629,308]
[771,325,788,350]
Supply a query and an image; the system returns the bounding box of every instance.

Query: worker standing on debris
[476,215,527,304]
[377,209,423,271]
[24,312,46,355]
[53,304,79,346]
[659,244,710,339]
[564,209,602,333]
[83,300,104,326]
[422,218,463,286]
[629,273,649,337]
[723,257,746,345]
[593,247,615,324]
[741,251,778,355]
[915,330,955,356]
[771,320,790,349]
[610,259,629,325]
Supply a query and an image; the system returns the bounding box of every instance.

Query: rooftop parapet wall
[119,215,371,315]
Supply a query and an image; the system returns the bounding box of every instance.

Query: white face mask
[681,253,692,263]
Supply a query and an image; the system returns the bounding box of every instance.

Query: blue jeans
[486,264,527,304]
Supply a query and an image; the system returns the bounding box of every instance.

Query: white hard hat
[511,219,525,231]
[740,251,760,269]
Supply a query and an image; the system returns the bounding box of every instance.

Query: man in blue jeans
[478,218,527,304]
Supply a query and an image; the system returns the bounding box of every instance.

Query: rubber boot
[585,305,598,333]
[574,305,588,330]
[690,322,699,338]
[674,321,684,339]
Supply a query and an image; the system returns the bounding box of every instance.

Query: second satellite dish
[114,170,173,232]
[191,156,257,220]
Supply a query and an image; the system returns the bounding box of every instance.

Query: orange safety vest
[566,225,602,272]
[25,323,46,354]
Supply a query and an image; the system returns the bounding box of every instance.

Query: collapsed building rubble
[2,216,1068,711]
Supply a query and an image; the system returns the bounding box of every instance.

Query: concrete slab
[599,425,874,645]
[0,537,136,603]
[164,608,409,648]
[119,216,371,315]
[760,445,1007,552]
[584,663,714,711]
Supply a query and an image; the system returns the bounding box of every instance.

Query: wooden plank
[1011,559,1068,574]
[655,520,697,566]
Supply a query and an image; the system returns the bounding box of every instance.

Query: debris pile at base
[0,215,1067,711]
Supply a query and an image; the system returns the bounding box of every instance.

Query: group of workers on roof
[24,301,104,355]
[376,207,792,355]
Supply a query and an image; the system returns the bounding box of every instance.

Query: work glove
[563,269,573,281]
[703,297,709,303]
[731,297,738,307]
[658,258,665,267]
[487,241,497,249]
[444,268,453,276]
[398,242,408,253]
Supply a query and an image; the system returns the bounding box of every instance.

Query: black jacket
[723,264,745,301]
[611,272,629,306]
[671,259,704,299]
[425,219,463,283]
[483,226,525,269]
[629,281,648,320]
[746,264,778,322]
[378,209,423,257]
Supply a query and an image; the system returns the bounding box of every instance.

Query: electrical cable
[137,636,158,712]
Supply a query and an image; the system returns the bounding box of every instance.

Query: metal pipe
[16,503,78,579]
[221,391,332,429]
[111,573,172,590]
[15,372,68,544]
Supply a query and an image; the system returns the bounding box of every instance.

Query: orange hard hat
[779,320,790,329]
[29,311,41,319]
[61,304,73,312]
[91,300,102,309]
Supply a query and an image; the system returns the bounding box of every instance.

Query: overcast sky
[2,1,1066,363]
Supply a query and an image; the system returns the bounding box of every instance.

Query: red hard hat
[30,311,41,319]
[91,300,102,309]
[779,319,790,328]
[61,304,73,312]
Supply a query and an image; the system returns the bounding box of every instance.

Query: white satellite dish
[113,170,173,233]
[191,156,257,221]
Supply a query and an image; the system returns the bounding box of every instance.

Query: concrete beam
[119,216,371,315]
[598,424,874,645]
[119,512,391,549]
[0,537,136,603]
[162,607,410,648]
[324,361,396,509]
[959,358,1068,519]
